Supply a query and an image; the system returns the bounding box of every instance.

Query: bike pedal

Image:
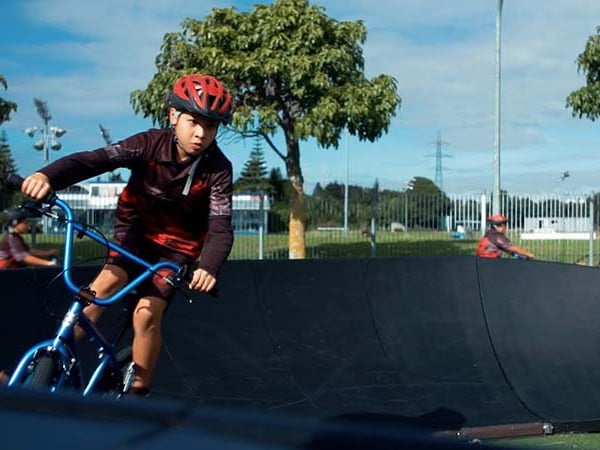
[126,386,151,398]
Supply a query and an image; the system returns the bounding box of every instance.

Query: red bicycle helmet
[168,74,232,124]
[487,214,508,226]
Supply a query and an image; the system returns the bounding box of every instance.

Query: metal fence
[231,191,598,265]
[18,189,600,266]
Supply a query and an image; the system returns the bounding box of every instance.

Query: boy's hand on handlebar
[22,172,52,201]
[188,268,216,292]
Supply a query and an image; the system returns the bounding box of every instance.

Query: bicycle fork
[8,302,83,390]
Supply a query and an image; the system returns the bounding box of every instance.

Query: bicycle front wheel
[27,355,59,389]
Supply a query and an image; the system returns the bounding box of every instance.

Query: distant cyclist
[0,207,58,269]
[475,214,534,259]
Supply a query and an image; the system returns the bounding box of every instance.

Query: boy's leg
[74,264,128,340]
[130,296,167,390]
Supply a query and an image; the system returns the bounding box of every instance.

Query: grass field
[233,230,598,263]
[492,433,600,449]
[24,228,600,266]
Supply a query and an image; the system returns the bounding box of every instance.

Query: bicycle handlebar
[4,172,58,206]
[2,172,188,306]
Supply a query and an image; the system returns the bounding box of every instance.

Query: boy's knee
[132,301,164,332]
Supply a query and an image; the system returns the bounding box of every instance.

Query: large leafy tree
[131,0,401,258]
[0,75,17,125]
[566,26,600,119]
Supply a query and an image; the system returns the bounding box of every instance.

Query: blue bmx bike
[3,173,189,397]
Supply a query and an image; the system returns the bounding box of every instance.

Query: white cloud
[2,0,600,195]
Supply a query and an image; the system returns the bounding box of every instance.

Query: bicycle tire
[27,355,58,389]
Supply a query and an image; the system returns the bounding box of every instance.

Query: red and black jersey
[39,128,233,275]
[0,231,30,269]
[475,228,514,258]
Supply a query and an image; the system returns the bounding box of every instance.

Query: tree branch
[261,133,286,161]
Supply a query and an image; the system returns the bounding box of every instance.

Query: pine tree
[0,129,18,210]
[0,129,17,176]
[234,138,271,193]
[0,75,18,125]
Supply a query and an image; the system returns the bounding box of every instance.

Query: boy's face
[14,220,29,233]
[495,223,507,233]
[169,108,219,158]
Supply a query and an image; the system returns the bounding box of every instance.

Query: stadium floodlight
[24,99,66,166]
[24,126,39,137]
[51,126,67,138]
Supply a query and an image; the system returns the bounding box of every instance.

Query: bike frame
[7,196,182,395]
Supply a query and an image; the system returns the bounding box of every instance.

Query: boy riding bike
[475,214,534,260]
[17,73,234,397]
[0,207,58,269]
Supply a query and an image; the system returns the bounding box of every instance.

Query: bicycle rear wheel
[26,355,59,389]
[93,346,133,397]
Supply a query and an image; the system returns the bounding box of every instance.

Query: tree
[130,0,401,258]
[407,177,452,229]
[309,181,372,229]
[234,137,271,192]
[267,167,292,232]
[0,75,17,126]
[0,130,18,210]
[0,129,17,174]
[566,26,600,120]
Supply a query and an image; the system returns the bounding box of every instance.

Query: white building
[54,183,271,235]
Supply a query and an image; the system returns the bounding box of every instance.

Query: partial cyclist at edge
[475,214,534,260]
[17,73,235,397]
[0,207,58,269]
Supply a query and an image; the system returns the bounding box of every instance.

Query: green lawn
[231,229,599,264]
[492,433,600,449]
[24,229,600,265]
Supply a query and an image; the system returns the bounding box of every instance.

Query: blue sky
[1,0,600,195]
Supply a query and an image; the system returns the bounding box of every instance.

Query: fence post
[589,198,595,266]
[370,180,378,257]
[480,193,488,237]
[258,193,264,260]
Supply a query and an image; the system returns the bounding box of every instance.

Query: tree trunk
[285,137,306,259]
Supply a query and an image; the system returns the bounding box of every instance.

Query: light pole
[99,123,112,145]
[24,99,66,235]
[24,98,67,167]
[343,128,349,236]
[404,180,414,232]
[493,0,504,215]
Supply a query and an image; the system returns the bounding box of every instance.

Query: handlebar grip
[3,172,57,205]
[4,172,24,190]
[167,265,220,298]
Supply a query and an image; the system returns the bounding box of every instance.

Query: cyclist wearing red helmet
[475,214,534,259]
[19,73,234,397]
[0,207,58,269]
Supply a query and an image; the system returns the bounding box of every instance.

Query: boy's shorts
[106,230,194,303]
